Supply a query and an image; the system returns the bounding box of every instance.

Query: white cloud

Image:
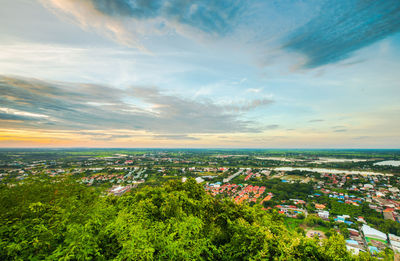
[0,107,49,118]
[246,88,262,93]
[39,0,146,50]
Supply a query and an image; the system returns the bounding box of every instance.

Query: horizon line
[0,147,399,150]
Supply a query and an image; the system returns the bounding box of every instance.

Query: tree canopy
[0,178,381,260]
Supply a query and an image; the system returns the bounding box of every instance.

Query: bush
[297,213,305,219]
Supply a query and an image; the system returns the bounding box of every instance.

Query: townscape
[1,149,400,258]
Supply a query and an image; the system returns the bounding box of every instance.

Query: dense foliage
[0,178,382,260]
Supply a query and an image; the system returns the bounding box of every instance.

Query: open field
[275,167,394,176]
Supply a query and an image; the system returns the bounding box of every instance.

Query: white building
[362,224,387,242]
[195,177,205,183]
[318,210,329,219]
[364,184,374,189]
[389,234,400,253]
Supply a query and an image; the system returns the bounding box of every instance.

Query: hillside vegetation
[0,178,390,260]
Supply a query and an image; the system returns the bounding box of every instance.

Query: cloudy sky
[0,0,399,148]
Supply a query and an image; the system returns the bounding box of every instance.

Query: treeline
[0,178,386,260]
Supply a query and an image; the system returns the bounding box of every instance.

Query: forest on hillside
[0,178,393,260]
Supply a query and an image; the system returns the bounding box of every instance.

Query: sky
[0,0,399,148]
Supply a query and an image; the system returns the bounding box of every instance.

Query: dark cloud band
[92,0,244,35]
[284,0,400,68]
[0,75,271,134]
